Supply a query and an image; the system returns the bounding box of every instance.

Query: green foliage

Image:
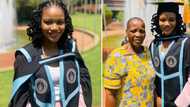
[15,0,43,24]
[15,0,42,8]
[103,5,112,17]
[27,0,42,6]
[116,11,124,22]
[70,0,81,5]
[103,4,112,25]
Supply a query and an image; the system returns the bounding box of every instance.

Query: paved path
[0,26,98,71]
[0,52,14,71]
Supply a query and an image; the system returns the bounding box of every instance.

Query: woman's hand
[156,96,162,107]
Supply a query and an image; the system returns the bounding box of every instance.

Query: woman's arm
[104,88,117,107]
[174,38,190,107]
[76,52,92,107]
[9,54,30,107]
[9,52,40,107]
[156,96,162,107]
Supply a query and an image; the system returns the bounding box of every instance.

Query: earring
[48,30,51,33]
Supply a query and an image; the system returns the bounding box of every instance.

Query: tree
[15,0,43,24]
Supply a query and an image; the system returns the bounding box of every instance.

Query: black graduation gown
[9,40,92,107]
[150,36,190,107]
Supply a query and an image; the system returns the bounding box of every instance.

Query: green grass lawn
[82,43,101,106]
[0,12,101,107]
[73,12,101,106]
[0,71,13,107]
[103,35,124,49]
[72,12,101,34]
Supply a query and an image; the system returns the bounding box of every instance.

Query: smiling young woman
[150,2,190,107]
[9,1,92,107]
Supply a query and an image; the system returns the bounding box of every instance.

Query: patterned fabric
[104,44,155,107]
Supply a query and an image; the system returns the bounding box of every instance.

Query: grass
[72,12,101,34]
[0,12,101,107]
[82,43,101,106]
[11,30,30,50]
[103,35,124,49]
[72,12,101,106]
[0,71,13,107]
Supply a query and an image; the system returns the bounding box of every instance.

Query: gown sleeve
[184,38,190,78]
[174,37,190,107]
[9,52,40,107]
[76,52,92,107]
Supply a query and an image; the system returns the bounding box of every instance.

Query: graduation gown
[150,35,190,107]
[9,39,92,107]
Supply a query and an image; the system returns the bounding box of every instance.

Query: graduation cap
[151,2,184,15]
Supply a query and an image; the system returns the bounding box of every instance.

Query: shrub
[103,4,112,26]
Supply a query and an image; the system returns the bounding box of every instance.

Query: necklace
[41,47,59,66]
[41,47,47,58]
[41,47,58,58]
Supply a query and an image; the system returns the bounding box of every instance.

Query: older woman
[104,17,155,107]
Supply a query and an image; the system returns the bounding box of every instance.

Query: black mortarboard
[158,2,180,14]
[151,2,183,15]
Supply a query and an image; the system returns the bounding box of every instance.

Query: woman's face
[159,12,176,36]
[41,5,65,43]
[126,19,145,48]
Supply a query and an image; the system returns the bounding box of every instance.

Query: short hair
[126,17,145,30]
[27,0,73,49]
[122,17,145,46]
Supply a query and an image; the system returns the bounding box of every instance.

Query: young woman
[104,17,155,107]
[150,2,190,107]
[9,1,92,107]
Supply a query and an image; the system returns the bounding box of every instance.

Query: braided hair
[27,0,73,48]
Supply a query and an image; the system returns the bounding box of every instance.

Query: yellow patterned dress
[104,44,155,107]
